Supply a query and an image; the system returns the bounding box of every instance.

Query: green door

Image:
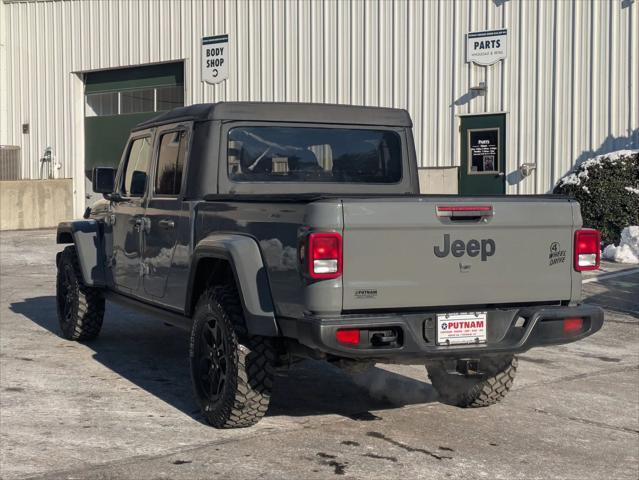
[84,62,184,205]
[459,114,506,195]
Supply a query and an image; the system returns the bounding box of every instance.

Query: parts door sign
[202,34,229,84]
[468,129,499,173]
[466,29,507,66]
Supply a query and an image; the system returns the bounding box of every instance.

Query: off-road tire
[56,245,105,341]
[190,285,275,428]
[426,355,518,408]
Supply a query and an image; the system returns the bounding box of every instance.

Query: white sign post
[466,29,507,66]
[201,34,229,84]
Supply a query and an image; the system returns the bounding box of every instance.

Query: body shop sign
[202,34,229,84]
[466,29,507,66]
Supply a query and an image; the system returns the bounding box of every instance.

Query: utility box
[0,146,22,181]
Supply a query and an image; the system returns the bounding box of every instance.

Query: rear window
[227,126,402,183]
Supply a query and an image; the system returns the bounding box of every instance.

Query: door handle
[134,217,151,233]
[158,219,175,229]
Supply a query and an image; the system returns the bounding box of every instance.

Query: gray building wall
[0,0,637,217]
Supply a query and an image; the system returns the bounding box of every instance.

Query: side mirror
[92,167,116,194]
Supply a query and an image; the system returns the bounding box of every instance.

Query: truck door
[140,125,190,300]
[111,133,153,293]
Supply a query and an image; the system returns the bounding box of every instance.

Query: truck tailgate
[341,197,576,310]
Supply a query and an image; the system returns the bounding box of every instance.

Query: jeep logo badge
[434,234,496,261]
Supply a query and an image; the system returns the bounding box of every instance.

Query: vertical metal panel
[0,1,7,145]
[0,0,637,216]
[364,0,379,106]
[407,0,423,162]
[337,1,351,105]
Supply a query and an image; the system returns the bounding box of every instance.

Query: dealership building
[0,0,637,228]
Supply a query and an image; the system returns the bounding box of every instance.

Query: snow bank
[602,226,639,264]
[556,148,639,191]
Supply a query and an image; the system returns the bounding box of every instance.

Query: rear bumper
[280,304,604,363]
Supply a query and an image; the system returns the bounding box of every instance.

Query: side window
[122,137,152,197]
[155,131,187,196]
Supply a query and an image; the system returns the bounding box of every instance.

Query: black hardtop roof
[132,102,412,131]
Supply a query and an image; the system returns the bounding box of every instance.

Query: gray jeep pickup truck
[56,102,604,428]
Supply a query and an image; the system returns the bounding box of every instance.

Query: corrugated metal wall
[1,0,637,215]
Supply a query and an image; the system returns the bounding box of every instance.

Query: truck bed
[198,194,581,318]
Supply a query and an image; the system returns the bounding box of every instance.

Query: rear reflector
[574,229,601,271]
[336,329,360,345]
[563,317,584,333]
[308,232,342,280]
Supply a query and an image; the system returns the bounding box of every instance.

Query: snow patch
[602,226,639,264]
[557,149,639,188]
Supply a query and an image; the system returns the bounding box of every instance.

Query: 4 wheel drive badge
[548,242,566,266]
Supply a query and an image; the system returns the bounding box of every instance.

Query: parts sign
[202,34,229,84]
[466,29,507,66]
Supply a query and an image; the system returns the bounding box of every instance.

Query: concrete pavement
[0,229,637,480]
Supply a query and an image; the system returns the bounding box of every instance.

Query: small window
[85,86,184,117]
[120,88,155,114]
[85,92,118,117]
[156,86,185,111]
[155,131,187,196]
[122,137,152,197]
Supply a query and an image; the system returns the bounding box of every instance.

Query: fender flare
[56,220,106,287]
[187,234,278,337]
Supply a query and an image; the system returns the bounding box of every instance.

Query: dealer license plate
[437,312,487,346]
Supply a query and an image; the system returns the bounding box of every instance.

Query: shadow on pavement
[582,273,639,319]
[10,296,436,424]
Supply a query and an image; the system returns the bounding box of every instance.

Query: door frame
[76,60,187,217]
[139,121,193,304]
[109,129,156,294]
[457,112,508,195]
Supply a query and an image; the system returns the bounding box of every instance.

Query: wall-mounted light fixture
[519,163,537,177]
[469,82,487,97]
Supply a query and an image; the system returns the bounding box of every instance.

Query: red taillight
[308,232,343,280]
[336,329,360,345]
[563,317,584,333]
[574,229,600,271]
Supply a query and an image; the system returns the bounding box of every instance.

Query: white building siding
[1,0,637,215]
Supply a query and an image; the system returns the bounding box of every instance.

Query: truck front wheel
[56,246,105,341]
[426,355,518,408]
[190,285,275,428]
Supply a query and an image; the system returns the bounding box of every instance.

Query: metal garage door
[84,62,184,205]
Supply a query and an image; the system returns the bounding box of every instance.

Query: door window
[122,137,152,197]
[155,131,187,196]
[467,128,500,174]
